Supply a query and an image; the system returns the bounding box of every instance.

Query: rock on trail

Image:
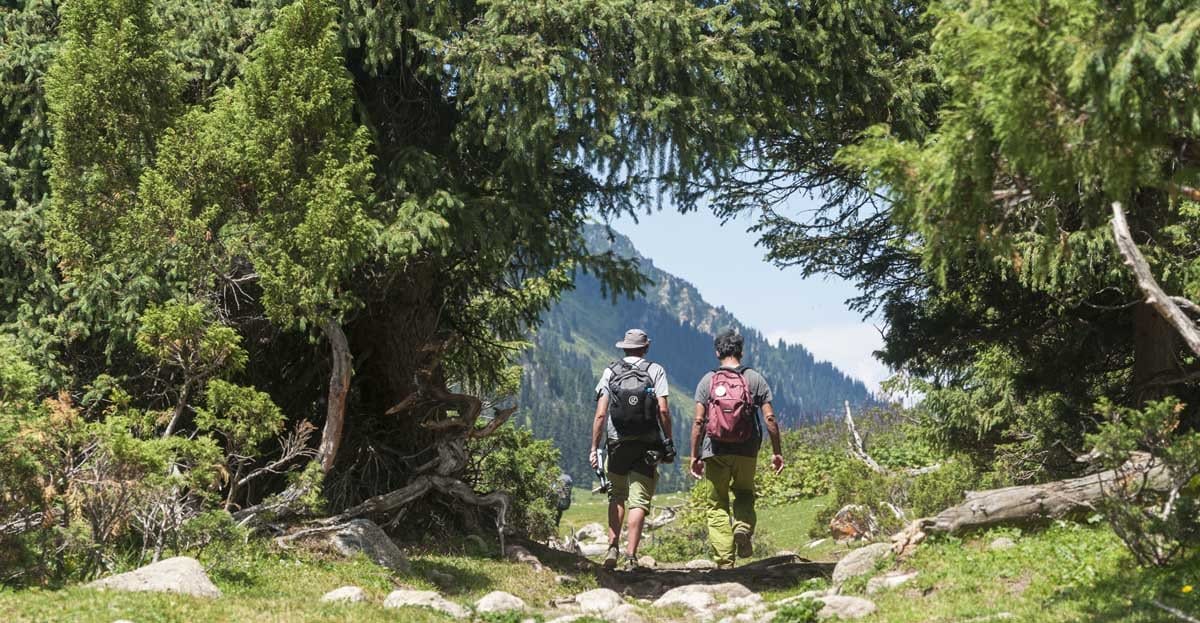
[383,588,469,619]
[475,590,527,613]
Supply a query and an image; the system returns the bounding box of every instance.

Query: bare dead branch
[239,421,318,486]
[1111,202,1200,357]
[844,401,885,474]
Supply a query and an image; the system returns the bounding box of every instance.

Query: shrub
[773,598,822,623]
[1087,398,1200,567]
[469,423,562,541]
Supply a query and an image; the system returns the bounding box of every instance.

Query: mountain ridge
[519,223,875,490]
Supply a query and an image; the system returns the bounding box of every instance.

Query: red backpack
[705,367,756,443]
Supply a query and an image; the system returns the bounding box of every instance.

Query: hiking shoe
[717,562,735,570]
[734,532,753,559]
[619,554,639,572]
[602,544,620,570]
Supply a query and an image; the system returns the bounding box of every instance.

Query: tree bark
[1133,302,1180,403]
[316,319,353,473]
[1111,202,1191,402]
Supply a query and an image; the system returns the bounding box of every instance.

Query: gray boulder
[832,542,893,585]
[653,582,752,612]
[321,585,368,603]
[580,542,611,557]
[576,522,607,543]
[383,589,469,618]
[87,556,220,598]
[332,519,409,574]
[475,590,527,613]
[575,587,624,613]
[685,558,718,570]
[815,595,877,619]
[608,603,647,623]
[866,570,918,594]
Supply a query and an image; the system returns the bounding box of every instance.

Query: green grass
[848,522,1200,623]
[0,540,594,623]
[4,504,1199,622]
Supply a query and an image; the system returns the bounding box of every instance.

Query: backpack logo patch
[628,395,639,406]
[714,384,728,397]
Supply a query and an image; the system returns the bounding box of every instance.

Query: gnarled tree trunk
[316,319,353,473]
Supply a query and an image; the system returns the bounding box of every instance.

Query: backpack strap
[635,359,652,372]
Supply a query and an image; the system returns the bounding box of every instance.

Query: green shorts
[608,469,657,512]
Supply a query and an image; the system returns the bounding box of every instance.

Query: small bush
[469,423,562,540]
[773,598,822,623]
[1087,398,1200,567]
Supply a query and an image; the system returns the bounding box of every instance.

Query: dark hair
[623,346,648,357]
[714,329,743,359]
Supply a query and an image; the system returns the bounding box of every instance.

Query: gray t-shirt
[694,366,772,459]
[595,357,669,442]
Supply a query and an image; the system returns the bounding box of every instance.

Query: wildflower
[1184,585,1194,594]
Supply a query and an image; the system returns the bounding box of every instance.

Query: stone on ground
[87,556,220,598]
[608,603,647,623]
[815,595,877,619]
[575,587,625,613]
[652,582,753,612]
[320,585,368,603]
[832,542,893,585]
[556,574,578,585]
[475,590,527,613]
[576,522,607,542]
[580,542,610,557]
[637,555,657,568]
[331,519,409,574]
[990,536,1016,551]
[383,589,469,619]
[685,558,718,570]
[867,570,919,594]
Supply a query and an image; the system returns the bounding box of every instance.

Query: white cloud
[765,323,890,394]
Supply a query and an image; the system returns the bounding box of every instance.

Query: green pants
[609,469,657,512]
[703,454,757,566]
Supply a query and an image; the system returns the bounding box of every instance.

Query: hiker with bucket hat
[589,328,675,570]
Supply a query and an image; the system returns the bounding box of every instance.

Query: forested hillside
[519,225,874,489]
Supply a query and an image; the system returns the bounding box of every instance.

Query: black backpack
[606,360,659,436]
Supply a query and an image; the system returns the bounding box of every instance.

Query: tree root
[320,474,510,553]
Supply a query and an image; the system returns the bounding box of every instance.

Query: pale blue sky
[606,198,891,393]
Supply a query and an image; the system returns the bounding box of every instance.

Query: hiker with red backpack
[689,329,784,568]
[589,328,676,570]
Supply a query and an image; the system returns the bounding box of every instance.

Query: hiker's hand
[690,458,705,479]
[771,454,785,475]
[589,449,599,469]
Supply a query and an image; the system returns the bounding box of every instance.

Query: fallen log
[893,452,1170,555]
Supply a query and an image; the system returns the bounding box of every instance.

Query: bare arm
[657,397,672,442]
[763,402,782,455]
[763,401,784,474]
[690,402,705,459]
[589,394,608,468]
